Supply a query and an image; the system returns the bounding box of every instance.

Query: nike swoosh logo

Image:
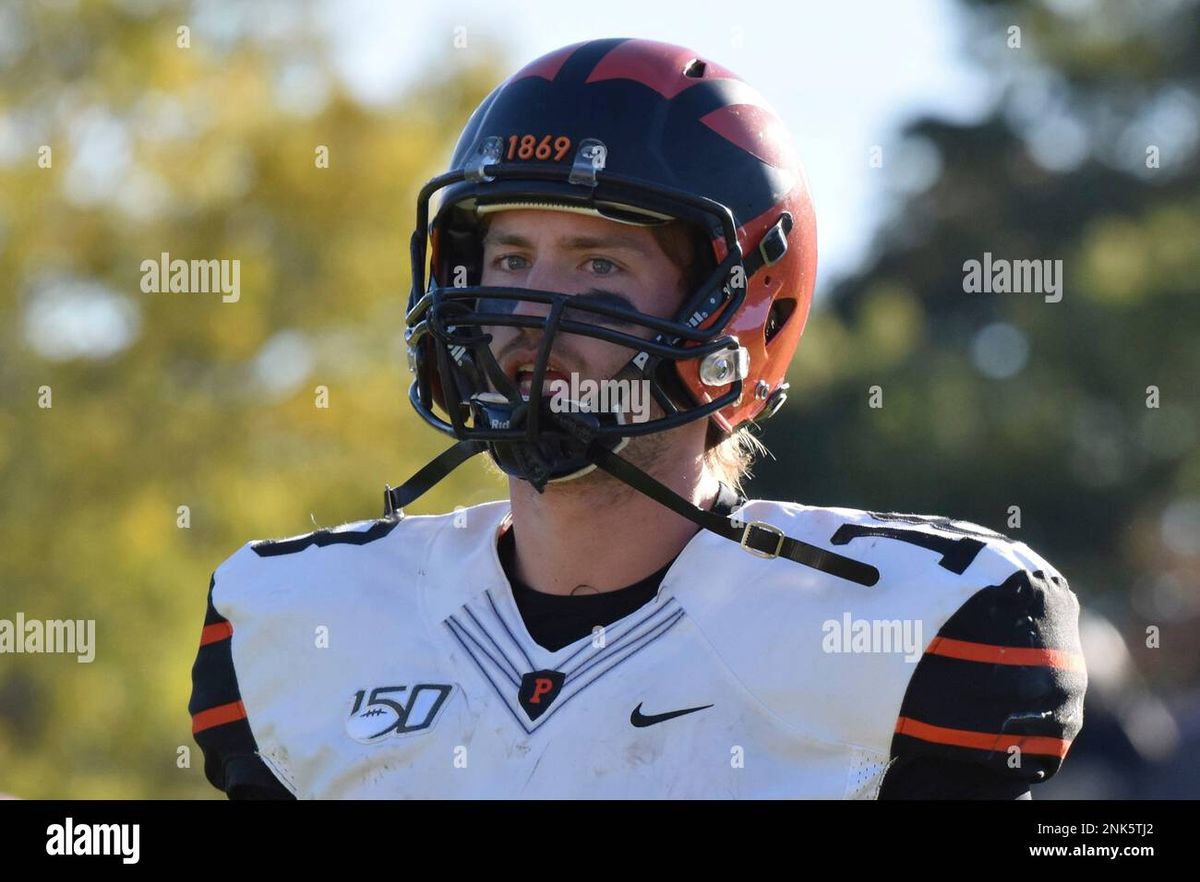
[630,702,714,728]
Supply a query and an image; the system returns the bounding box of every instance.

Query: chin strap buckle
[383,484,404,519]
[739,520,786,559]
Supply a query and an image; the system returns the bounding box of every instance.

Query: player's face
[479,209,685,401]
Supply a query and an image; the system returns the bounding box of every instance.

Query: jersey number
[830,513,1012,575]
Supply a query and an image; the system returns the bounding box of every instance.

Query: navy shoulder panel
[888,568,1087,786]
[188,574,295,799]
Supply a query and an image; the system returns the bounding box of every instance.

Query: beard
[525,419,694,511]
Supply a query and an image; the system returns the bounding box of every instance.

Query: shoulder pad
[668,500,1085,773]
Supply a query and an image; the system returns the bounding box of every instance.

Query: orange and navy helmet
[404,37,816,486]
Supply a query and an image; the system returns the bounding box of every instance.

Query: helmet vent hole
[683,58,706,78]
[765,298,796,344]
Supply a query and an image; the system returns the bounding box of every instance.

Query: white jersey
[189,497,1086,799]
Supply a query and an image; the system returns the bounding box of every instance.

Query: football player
[189,37,1086,799]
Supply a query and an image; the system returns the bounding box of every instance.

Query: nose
[509,261,572,319]
[510,297,550,320]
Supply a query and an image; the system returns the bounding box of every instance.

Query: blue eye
[493,255,528,272]
[588,258,617,275]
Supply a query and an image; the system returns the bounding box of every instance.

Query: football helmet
[388,38,865,580]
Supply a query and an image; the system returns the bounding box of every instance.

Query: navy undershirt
[497,481,744,653]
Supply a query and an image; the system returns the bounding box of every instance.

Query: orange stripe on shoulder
[192,700,247,734]
[895,716,1071,759]
[926,636,1085,672]
[200,621,233,646]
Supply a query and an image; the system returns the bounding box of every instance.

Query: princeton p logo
[518,670,565,721]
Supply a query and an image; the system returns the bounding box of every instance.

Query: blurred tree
[0,0,510,797]
[756,0,1200,696]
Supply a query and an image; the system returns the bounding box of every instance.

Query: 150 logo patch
[345,684,454,743]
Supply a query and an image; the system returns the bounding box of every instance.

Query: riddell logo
[518,670,564,721]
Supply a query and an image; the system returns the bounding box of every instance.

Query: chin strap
[383,433,879,587]
[384,439,489,516]
[584,442,879,587]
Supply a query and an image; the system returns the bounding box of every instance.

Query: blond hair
[703,422,768,496]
